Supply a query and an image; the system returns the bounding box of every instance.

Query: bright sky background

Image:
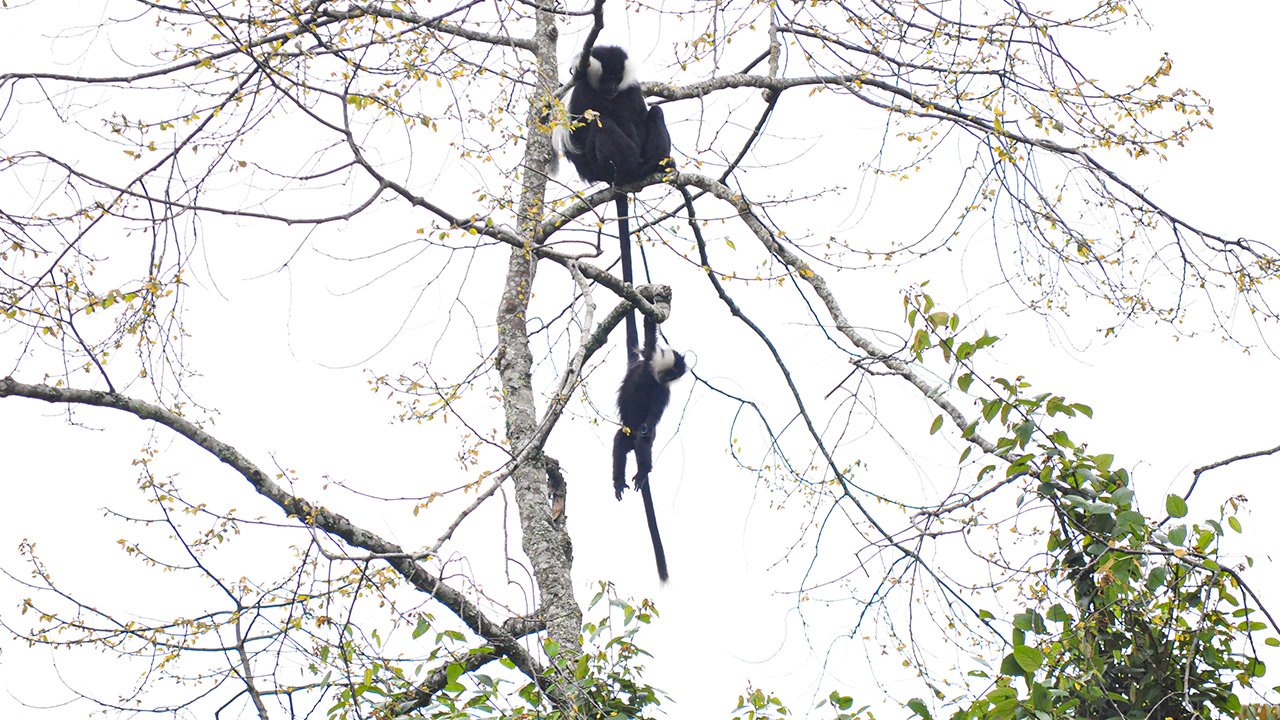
[2,2,1279,718]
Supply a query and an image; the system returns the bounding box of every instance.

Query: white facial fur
[578,52,638,91]
[619,56,638,89]
[585,55,603,86]
[650,347,676,377]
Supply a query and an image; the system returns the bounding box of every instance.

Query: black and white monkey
[613,309,686,582]
[555,44,672,351]
[554,47,682,580]
[556,45,671,186]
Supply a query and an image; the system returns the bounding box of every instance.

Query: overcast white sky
[2,2,1279,718]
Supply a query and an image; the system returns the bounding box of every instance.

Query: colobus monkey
[557,45,671,186]
[556,47,680,581]
[555,45,672,351]
[613,310,686,582]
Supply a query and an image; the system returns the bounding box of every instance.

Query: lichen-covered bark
[492,3,584,708]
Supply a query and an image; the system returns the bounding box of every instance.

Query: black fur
[560,45,671,185]
[557,45,673,350]
[559,46,681,582]
[613,314,686,581]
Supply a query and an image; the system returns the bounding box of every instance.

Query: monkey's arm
[641,106,672,175]
[641,313,659,362]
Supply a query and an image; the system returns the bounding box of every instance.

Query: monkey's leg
[631,431,654,492]
[588,124,642,183]
[612,429,633,500]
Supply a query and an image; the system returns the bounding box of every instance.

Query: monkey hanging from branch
[611,287,685,582]
[554,46,684,581]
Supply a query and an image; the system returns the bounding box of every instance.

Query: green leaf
[982,399,1001,422]
[1046,604,1073,623]
[1165,494,1188,518]
[1013,610,1047,634]
[1030,683,1051,712]
[445,662,465,693]
[1145,565,1168,591]
[1229,515,1243,533]
[1015,420,1034,446]
[1046,396,1065,416]
[1115,510,1145,538]
[412,616,430,639]
[907,698,932,719]
[930,414,944,435]
[1013,645,1045,673]
[1168,525,1188,546]
[911,328,932,356]
[999,652,1027,677]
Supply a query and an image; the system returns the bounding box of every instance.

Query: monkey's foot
[613,483,626,501]
[631,473,650,492]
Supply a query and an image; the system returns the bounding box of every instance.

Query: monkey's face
[587,58,623,97]
[585,45,636,99]
[651,348,687,384]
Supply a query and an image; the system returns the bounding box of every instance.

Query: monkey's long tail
[615,193,639,355]
[638,481,669,582]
